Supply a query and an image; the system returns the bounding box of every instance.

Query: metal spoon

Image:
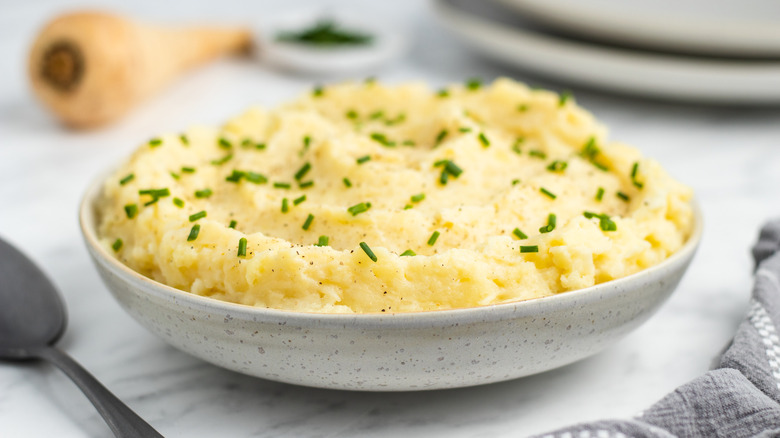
[0,237,163,437]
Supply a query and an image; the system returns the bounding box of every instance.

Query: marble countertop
[2,1,780,436]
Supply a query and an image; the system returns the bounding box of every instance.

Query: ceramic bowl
[79,176,702,391]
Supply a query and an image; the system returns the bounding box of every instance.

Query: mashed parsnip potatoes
[98,78,693,313]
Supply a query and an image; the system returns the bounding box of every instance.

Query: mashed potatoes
[98,78,693,313]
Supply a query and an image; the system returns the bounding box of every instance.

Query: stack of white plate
[434,0,780,104]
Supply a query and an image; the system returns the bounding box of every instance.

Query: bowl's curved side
[80,173,700,391]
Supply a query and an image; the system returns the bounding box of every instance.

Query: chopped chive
[274,182,291,189]
[195,188,212,198]
[540,187,557,199]
[356,155,371,164]
[138,188,170,197]
[119,174,135,185]
[225,170,245,183]
[346,109,358,119]
[427,231,440,246]
[181,166,195,173]
[312,85,324,97]
[631,162,644,189]
[592,161,609,172]
[435,129,448,145]
[255,143,267,150]
[558,90,572,106]
[385,113,406,126]
[173,197,185,208]
[228,220,237,229]
[512,179,521,185]
[298,180,314,189]
[149,138,162,147]
[347,202,372,216]
[411,193,425,203]
[529,150,547,159]
[343,177,352,187]
[520,245,538,253]
[187,224,200,241]
[547,160,568,172]
[293,195,307,205]
[302,213,314,230]
[281,198,289,213]
[295,162,312,180]
[404,204,413,210]
[112,238,123,252]
[478,132,490,147]
[465,77,482,90]
[539,213,557,233]
[439,170,449,185]
[617,191,630,202]
[125,204,138,219]
[359,242,377,262]
[218,137,232,149]
[402,139,416,146]
[437,89,450,98]
[512,138,524,154]
[596,187,605,201]
[512,228,528,239]
[241,138,253,148]
[189,210,206,222]
[583,211,617,231]
[245,172,267,184]
[370,132,396,147]
[400,249,416,256]
[316,235,329,246]
[581,137,599,159]
[459,127,472,133]
[237,237,247,257]
[517,104,529,112]
[179,134,189,145]
[369,110,384,120]
[444,160,463,177]
[210,154,233,165]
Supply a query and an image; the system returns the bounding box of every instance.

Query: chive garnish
[237,237,247,257]
[255,143,267,150]
[512,179,521,186]
[520,245,538,253]
[112,238,123,252]
[459,127,472,133]
[427,231,440,246]
[195,188,212,198]
[592,161,609,172]
[631,162,644,189]
[435,129,448,145]
[547,160,568,172]
[179,134,189,145]
[316,235,329,246]
[596,187,605,201]
[439,171,448,185]
[210,154,233,165]
[149,138,162,147]
[540,187,556,199]
[173,197,185,208]
[281,198,289,213]
[512,138,523,155]
[343,177,352,187]
[465,78,482,90]
[346,109,358,119]
[245,172,267,184]
[404,204,413,210]
[584,211,617,232]
[218,137,232,149]
[359,242,377,262]
[139,188,170,205]
[400,249,416,256]
[181,167,195,173]
[225,170,245,183]
[517,104,529,112]
[402,140,416,146]
[293,195,307,205]
[558,91,572,106]
[539,213,557,233]
[187,224,200,241]
[440,160,463,177]
[529,150,547,159]
[348,202,372,216]
[312,85,324,97]
[513,228,528,239]
[478,132,490,147]
[299,180,314,188]
[189,211,206,222]
[581,137,599,159]
[437,89,449,98]
[124,204,138,219]
[617,191,630,202]
[385,113,406,126]
[228,220,237,229]
[370,132,396,147]
[274,182,291,189]
[411,193,425,203]
[302,214,314,230]
[119,174,135,185]
[369,110,384,120]
[295,162,312,181]
[356,155,371,164]
[241,138,253,148]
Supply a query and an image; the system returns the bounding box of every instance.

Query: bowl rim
[79,170,703,328]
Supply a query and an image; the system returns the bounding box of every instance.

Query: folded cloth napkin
[533,221,780,438]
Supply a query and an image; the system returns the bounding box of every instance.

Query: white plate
[496,0,780,57]
[434,0,780,104]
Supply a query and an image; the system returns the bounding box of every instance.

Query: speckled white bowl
[79,176,702,391]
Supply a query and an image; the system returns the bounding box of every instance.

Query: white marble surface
[1,1,779,437]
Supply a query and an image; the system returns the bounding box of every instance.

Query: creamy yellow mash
[98,78,693,313]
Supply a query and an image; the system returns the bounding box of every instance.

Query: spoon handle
[34,346,164,438]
